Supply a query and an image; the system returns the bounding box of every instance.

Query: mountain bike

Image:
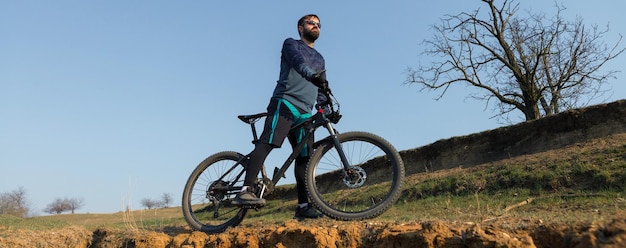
[182,91,405,233]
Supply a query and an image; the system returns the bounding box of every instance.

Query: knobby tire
[306,131,405,220]
[182,151,247,233]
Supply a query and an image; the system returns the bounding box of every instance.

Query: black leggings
[244,143,310,204]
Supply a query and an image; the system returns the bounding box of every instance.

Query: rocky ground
[2,216,626,247]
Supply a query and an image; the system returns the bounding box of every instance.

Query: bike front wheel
[182,151,247,233]
[306,131,405,220]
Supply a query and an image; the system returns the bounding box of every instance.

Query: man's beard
[303,29,319,42]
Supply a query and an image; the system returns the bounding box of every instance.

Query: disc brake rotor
[343,166,367,188]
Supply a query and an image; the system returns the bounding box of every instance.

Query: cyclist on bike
[232,14,330,220]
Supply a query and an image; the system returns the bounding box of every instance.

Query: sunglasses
[303,20,321,29]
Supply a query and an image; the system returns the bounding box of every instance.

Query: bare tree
[406,0,624,122]
[160,193,172,208]
[65,197,84,214]
[0,187,31,217]
[44,198,69,214]
[43,197,85,214]
[140,198,159,209]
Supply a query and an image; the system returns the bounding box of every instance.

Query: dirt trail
[3,218,626,247]
[105,218,626,248]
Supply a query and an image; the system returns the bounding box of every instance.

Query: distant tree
[140,198,159,209]
[44,198,69,214]
[160,193,172,208]
[406,0,624,122]
[43,197,85,214]
[0,187,31,218]
[65,197,84,214]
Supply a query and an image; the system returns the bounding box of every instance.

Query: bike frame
[217,98,350,200]
[263,109,348,186]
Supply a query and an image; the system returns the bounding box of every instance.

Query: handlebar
[317,89,342,124]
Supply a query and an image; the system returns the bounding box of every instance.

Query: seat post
[251,123,259,144]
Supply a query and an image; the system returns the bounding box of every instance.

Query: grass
[0,207,188,233]
[3,138,626,234]
[0,214,70,232]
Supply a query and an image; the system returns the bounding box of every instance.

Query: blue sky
[1,1,625,215]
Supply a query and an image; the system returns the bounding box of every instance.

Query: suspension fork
[325,122,351,170]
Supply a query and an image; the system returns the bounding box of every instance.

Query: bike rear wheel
[182,151,247,233]
[306,131,404,220]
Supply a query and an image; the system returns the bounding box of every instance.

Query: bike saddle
[238,113,268,124]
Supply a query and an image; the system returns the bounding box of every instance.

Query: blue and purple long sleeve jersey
[272,38,326,112]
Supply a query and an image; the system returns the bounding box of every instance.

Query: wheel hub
[207,180,229,201]
[343,166,367,188]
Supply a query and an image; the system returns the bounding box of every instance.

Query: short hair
[297,14,320,27]
[297,14,319,36]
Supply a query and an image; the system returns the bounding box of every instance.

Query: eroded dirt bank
[92,218,626,248]
[3,218,626,248]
